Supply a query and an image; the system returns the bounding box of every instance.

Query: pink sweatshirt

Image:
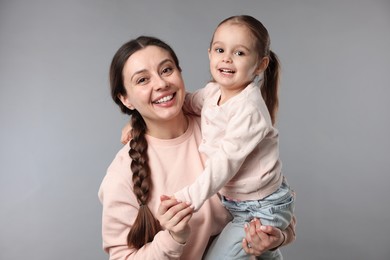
[98,116,232,259]
[175,82,283,211]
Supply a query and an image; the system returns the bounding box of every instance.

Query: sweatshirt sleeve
[282,215,297,247]
[174,100,270,211]
[98,151,185,260]
[182,83,214,116]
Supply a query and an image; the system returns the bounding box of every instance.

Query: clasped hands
[156,195,285,256]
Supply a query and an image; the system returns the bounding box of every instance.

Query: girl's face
[209,22,268,97]
[119,46,186,134]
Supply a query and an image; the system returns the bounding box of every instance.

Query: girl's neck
[146,112,189,139]
[218,84,246,105]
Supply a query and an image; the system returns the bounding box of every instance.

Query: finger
[252,218,261,231]
[175,212,193,227]
[160,195,171,201]
[161,203,193,231]
[242,237,260,256]
[245,220,271,254]
[168,202,193,221]
[247,219,267,241]
[157,197,180,216]
[165,202,193,227]
[242,238,251,253]
[259,225,280,237]
[120,136,127,145]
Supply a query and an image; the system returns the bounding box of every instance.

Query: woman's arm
[242,217,296,256]
[99,152,194,259]
[158,195,193,244]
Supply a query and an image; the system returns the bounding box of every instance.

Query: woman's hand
[121,121,132,144]
[242,218,285,256]
[157,195,193,244]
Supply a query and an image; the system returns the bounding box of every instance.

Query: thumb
[160,195,170,201]
[259,225,280,236]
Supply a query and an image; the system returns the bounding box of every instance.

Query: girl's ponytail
[262,50,280,125]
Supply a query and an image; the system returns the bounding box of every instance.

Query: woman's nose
[153,75,169,90]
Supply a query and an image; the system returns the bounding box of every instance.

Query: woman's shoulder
[189,114,201,127]
[99,145,132,195]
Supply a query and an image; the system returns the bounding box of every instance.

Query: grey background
[1,0,389,259]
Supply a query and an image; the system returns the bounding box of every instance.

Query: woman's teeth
[154,94,173,104]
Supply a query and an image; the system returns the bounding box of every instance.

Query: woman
[99,36,296,259]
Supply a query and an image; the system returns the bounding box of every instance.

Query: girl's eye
[235,51,245,56]
[215,48,224,53]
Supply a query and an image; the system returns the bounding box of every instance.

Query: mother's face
[119,46,186,127]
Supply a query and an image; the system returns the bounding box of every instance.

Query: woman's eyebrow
[159,58,173,66]
[130,69,147,81]
[130,58,173,81]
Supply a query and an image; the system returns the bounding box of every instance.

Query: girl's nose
[222,54,232,63]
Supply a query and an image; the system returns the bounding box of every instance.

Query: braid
[129,111,150,205]
[127,111,161,249]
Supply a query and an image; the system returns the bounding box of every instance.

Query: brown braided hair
[109,36,182,249]
[211,15,280,125]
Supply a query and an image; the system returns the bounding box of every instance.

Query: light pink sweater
[98,116,232,259]
[175,82,283,211]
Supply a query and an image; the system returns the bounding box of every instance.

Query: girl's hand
[121,121,132,144]
[157,195,193,244]
[242,218,285,256]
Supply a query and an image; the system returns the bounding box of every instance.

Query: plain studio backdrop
[1,0,389,259]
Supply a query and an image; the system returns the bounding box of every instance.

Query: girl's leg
[204,220,250,260]
[257,249,283,260]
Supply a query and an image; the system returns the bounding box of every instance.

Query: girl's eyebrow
[211,41,250,52]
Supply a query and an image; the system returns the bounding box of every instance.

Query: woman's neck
[146,112,189,139]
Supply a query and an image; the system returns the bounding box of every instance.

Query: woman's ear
[256,57,270,75]
[118,94,135,110]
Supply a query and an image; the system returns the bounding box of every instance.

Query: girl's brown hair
[212,15,280,125]
[109,36,181,249]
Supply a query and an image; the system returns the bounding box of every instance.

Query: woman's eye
[162,67,173,75]
[136,77,148,84]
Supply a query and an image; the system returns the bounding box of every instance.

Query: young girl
[172,15,295,259]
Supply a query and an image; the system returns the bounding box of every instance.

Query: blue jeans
[204,180,295,260]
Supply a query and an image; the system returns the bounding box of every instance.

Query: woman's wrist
[169,231,187,245]
[270,230,286,251]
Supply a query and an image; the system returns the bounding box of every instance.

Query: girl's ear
[208,48,211,60]
[256,57,270,75]
[118,94,135,110]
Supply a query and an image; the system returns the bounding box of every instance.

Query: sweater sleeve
[174,100,270,211]
[182,83,215,116]
[282,215,297,247]
[98,151,185,260]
